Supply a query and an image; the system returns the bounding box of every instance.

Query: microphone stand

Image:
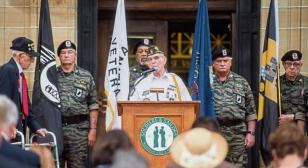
[128,74,148,100]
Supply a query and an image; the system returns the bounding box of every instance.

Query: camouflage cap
[212,47,231,60]
[281,50,302,62]
[147,45,164,56]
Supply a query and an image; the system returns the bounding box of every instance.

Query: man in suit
[0,94,40,167]
[0,37,47,138]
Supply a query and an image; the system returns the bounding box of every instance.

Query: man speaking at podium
[129,45,191,101]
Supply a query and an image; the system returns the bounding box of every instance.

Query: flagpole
[275,0,281,117]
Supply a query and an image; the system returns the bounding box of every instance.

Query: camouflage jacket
[57,65,99,117]
[129,65,148,91]
[212,72,257,123]
[280,74,308,121]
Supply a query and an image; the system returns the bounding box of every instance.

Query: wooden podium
[118,101,199,168]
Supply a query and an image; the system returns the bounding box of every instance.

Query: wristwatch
[247,131,255,136]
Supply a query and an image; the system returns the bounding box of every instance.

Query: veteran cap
[147,45,164,56]
[212,47,231,60]
[133,39,150,54]
[281,50,302,62]
[57,40,76,56]
[170,128,228,168]
[10,37,40,57]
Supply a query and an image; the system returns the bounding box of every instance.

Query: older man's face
[282,61,302,79]
[146,53,166,72]
[59,48,77,65]
[17,52,35,70]
[213,57,232,74]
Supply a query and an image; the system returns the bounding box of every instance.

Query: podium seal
[140,117,178,155]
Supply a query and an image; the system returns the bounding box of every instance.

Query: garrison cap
[212,47,232,60]
[10,37,40,57]
[57,40,76,56]
[281,50,302,62]
[133,39,150,54]
[147,45,164,56]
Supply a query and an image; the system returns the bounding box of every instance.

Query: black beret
[212,47,231,60]
[281,50,302,62]
[10,37,40,57]
[147,45,164,56]
[57,40,76,56]
[133,39,150,54]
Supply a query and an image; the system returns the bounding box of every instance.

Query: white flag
[104,0,129,130]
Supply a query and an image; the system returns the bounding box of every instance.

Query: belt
[218,119,243,127]
[62,114,88,125]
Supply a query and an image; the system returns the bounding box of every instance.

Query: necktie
[20,72,29,117]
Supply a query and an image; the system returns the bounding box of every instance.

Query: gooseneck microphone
[140,67,158,76]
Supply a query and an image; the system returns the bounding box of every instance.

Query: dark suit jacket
[0,138,40,168]
[0,58,40,133]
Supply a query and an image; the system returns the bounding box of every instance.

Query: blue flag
[188,0,216,119]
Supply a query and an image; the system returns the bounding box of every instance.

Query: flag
[104,0,129,131]
[258,0,279,165]
[32,0,63,155]
[188,0,216,119]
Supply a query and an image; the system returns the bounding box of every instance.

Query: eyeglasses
[284,61,301,68]
[147,55,162,62]
[60,50,75,55]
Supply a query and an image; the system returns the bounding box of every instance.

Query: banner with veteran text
[104,0,129,130]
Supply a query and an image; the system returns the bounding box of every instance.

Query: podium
[118,101,199,168]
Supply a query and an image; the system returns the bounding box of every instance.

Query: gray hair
[0,95,18,125]
[12,50,23,57]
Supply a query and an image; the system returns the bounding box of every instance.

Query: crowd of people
[0,36,307,168]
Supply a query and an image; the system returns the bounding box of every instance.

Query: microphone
[140,67,158,76]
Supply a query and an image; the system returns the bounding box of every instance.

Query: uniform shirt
[57,65,99,117]
[212,72,257,122]
[280,74,308,121]
[129,72,192,101]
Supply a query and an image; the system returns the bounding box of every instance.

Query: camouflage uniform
[280,74,308,121]
[212,72,257,168]
[129,65,148,91]
[57,65,99,168]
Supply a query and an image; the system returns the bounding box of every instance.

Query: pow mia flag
[32,0,63,156]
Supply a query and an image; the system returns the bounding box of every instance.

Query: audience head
[30,146,55,168]
[0,95,18,139]
[170,128,228,168]
[268,122,308,160]
[111,149,148,168]
[191,117,219,132]
[92,129,134,167]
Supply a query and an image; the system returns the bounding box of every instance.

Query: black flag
[32,0,63,156]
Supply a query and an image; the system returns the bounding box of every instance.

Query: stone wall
[261,0,308,74]
[0,0,77,97]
